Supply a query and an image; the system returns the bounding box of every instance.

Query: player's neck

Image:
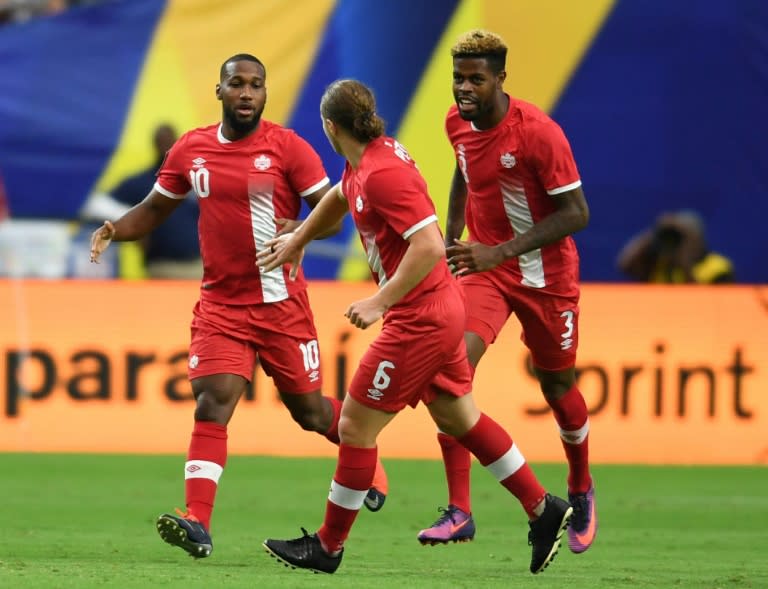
[341,138,367,169]
[473,93,509,131]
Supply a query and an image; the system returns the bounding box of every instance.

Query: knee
[338,414,376,447]
[289,406,327,433]
[537,371,576,400]
[194,390,236,424]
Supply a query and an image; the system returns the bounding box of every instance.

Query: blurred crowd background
[0,0,765,283]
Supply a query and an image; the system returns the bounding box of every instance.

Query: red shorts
[348,283,472,412]
[188,290,322,393]
[460,269,580,371]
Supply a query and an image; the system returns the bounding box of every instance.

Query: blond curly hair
[451,29,507,73]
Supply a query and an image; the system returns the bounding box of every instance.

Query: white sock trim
[559,418,590,445]
[329,480,367,510]
[184,460,224,483]
[485,443,526,481]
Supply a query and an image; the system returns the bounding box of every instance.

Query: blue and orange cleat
[567,484,598,553]
[156,509,213,558]
[417,505,475,545]
[364,458,388,512]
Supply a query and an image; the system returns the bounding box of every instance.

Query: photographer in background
[617,210,734,284]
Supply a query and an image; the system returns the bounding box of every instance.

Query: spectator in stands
[617,210,734,283]
[81,123,202,279]
[0,0,67,25]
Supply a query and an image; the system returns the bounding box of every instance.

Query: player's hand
[446,239,504,275]
[256,233,305,280]
[344,296,387,330]
[274,217,302,237]
[90,220,116,263]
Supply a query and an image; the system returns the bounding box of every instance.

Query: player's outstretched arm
[258,183,349,278]
[90,189,183,264]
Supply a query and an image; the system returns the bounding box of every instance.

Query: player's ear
[497,70,507,86]
[215,83,222,101]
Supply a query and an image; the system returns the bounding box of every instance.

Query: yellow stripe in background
[488,0,616,112]
[337,0,616,281]
[338,0,484,281]
[94,0,335,195]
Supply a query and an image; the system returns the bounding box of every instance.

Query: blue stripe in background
[0,0,166,219]
[288,0,460,279]
[552,0,768,283]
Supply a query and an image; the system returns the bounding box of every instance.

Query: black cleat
[263,527,343,574]
[528,494,572,574]
[156,511,212,558]
[363,487,386,512]
[364,459,388,512]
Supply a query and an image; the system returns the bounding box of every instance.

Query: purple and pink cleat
[417,505,476,545]
[567,484,598,553]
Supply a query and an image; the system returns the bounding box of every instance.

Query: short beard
[223,107,263,136]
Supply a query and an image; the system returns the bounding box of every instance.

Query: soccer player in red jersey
[89,54,387,558]
[258,79,572,575]
[415,30,597,554]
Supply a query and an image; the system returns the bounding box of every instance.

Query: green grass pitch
[1,454,766,588]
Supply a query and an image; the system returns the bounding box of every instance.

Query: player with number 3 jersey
[416,29,597,555]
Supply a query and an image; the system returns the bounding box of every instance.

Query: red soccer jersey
[155,121,329,304]
[445,96,582,288]
[341,136,450,308]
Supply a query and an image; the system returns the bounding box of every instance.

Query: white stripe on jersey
[402,214,437,240]
[249,187,289,302]
[500,179,546,288]
[154,181,187,199]
[299,177,330,197]
[361,230,387,286]
[328,480,368,510]
[547,179,582,196]
[184,460,224,483]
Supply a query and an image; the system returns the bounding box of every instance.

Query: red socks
[317,444,377,554]
[185,420,227,530]
[437,433,472,513]
[458,413,546,518]
[546,385,592,494]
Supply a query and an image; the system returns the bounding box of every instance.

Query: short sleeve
[154,134,192,198]
[365,166,437,239]
[285,132,330,197]
[526,118,582,195]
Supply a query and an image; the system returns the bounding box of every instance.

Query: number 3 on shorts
[560,310,575,350]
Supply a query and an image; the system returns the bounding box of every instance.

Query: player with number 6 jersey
[89,54,388,560]
[257,79,572,577]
